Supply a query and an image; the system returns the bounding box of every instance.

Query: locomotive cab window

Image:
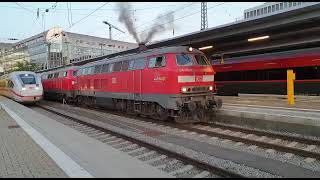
[148,56,166,68]
[63,71,68,77]
[54,73,59,78]
[176,54,194,66]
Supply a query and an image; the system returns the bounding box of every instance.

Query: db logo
[196,76,203,82]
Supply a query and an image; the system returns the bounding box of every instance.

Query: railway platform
[0,96,172,178]
[217,94,320,137]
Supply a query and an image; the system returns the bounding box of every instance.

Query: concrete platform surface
[0,107,67,178]
[217,95,320,136]
[219,95,320,110]
[0,97,172,178]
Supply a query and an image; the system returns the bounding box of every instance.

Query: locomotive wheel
[192,108,205,122]
[156,105,169,121]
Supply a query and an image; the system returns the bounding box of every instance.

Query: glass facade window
[280,3,283,10]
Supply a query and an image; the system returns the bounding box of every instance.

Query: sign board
[0,67,4,76]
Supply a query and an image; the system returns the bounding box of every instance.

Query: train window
[114,62,122,72]
[148,56,166,68]
[101,64,109,73]
[194,55,210,66]
[72,71,77,76]
[63,72,68,77]
[264,7,267,14]
[109,63,114,72]
[8,80,14,88]
[176,54,194,66]
[280,3,283,10]
[122,61,129,71]
[134,58,145,70]
[88,66,95,75]
[83,68,88,75]
[77,69,82,76]
[54,73,59,78]
[129,60,135,70]
[94,65,102,74]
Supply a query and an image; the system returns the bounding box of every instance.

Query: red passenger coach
[74,46,222,123]
[212,47,320,95]
[41,67,77,101]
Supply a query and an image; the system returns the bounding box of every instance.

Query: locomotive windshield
[176,54,194,66]
[194,55,210,66]
[19,74,36,84]
[176,54,210,66]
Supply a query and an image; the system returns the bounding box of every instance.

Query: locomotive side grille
[183,86,212,94]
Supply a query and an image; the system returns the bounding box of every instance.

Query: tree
[7,61,40,73]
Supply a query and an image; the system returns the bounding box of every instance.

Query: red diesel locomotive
[41,46,222,123]
[41,67,77,101]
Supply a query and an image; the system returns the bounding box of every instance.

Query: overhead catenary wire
[67,2,110,30]
[13,2,35,14]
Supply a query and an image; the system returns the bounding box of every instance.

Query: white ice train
[0,71,43,104]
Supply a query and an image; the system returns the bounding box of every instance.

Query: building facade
[244,2,320,20]
[0,27,137,72]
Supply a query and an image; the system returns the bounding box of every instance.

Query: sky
[0,2,264,44]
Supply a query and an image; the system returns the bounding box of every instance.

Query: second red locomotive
[40,46,222,123]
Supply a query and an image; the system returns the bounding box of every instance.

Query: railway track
[42,101,320,164]
[34,105,245,178]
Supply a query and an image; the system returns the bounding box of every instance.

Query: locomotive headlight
[181,87,187,93]
[35,87,39,90]
[22,87,26,91]
[188,47,193,52]
[209,86,213,91]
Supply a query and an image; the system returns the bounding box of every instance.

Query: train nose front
[20,84,43,101]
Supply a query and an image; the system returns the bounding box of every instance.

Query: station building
[244,2,320,20]
[0,27,137,72]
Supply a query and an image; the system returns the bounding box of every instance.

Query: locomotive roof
[82,46,204,67]
[39,66,77,75]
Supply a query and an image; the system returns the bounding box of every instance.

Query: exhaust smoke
[116,2,174,44]
[117,2,140,43]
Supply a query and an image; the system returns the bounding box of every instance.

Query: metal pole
[109,26,112,40]
[287,69,295,105]
[47,43,51,69]
[201,2,208,30]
